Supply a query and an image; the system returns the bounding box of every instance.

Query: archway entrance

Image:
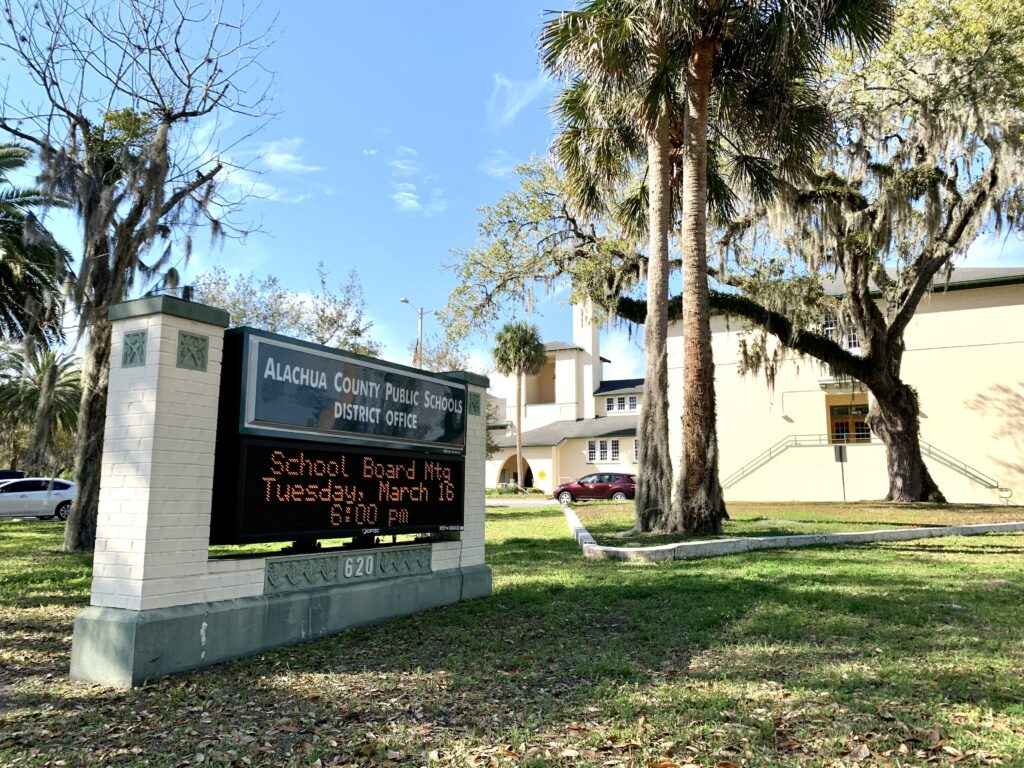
[498,454,534,488]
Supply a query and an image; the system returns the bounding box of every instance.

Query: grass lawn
[1,505,1023,767]
[575,501,1024,547]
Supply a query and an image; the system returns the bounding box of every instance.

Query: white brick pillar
[460,379,487,567]
[429,374,490,576]
[89,296,229,611]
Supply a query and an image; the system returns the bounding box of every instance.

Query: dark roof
[492,415,638,448]
[594,378,645,395]
[820,267,1024,297]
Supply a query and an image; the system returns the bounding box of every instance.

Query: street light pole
[399,298,426,369]
[415,306,424,369]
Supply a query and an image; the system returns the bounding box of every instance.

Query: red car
[553,473,636,503]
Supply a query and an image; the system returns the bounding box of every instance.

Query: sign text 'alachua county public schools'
[247,337,466,449]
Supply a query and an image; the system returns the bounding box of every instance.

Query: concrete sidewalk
[562,505,1024,561]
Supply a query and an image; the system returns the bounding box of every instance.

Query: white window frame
[587,440,596,462]
[822,314,838,341]
[628,394,638,411]
[611,440,620,460]
[616,396,626,411]
[605,397,615,412]
[824,313,860,351]
[599,440,608,461]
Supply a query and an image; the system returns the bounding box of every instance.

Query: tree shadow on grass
[4,531,1024,765]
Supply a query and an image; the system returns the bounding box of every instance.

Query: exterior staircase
[721,433,1015,504]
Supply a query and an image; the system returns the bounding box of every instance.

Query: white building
[486,268,1024,504]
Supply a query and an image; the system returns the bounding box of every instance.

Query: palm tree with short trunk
[0,344,81,475]
[492,322,548,492]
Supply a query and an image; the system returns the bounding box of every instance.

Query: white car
[0,478,76,520]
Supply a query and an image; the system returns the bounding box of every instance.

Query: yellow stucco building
[487,268,1023,505]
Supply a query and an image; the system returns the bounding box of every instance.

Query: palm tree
[542,0,683,528]
[543,0,892,535]
[0,142,69,342]
[0,344,81,475]
[492,322,548,491]
[672,1,891,534]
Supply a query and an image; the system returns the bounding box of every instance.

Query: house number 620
[344,555,374,578]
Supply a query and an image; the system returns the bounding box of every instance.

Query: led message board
[212,329,467,544]
[212,440,464,543]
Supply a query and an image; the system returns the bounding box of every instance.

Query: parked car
[552,473,636,503]
[0,478,76,520]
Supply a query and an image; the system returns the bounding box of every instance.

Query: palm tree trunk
[515,373,524,490]
[634,105,674,531]
[24,358,57,476]
[676,39,727,535]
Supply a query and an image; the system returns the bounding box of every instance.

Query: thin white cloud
[192,124,322,205]
[389,182,447,216]
[478,149,520,178]
[377,145,449,216]
[258,137,324,174]
[218,163,312,205]
[390,182,421,212]
[388,145,422,175]
[362,148,379,156]
[487,73,552,130]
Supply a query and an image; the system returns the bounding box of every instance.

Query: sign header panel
[243,335,466,450]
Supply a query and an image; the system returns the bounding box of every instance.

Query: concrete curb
[561,504,1024,562]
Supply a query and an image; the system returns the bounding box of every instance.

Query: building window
[828,401,871,444]
[599,440,608,461]
[606,397,614,412]
[617,396,626,411]
[822,315,838,340]
[822,314,860,351]
[587,441,596,462]
[611,440,620,460]
[628,395,638,411]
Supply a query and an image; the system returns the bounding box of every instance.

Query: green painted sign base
[70,564,491,689]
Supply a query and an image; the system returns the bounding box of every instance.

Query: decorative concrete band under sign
[562,505,1024,562]
[264,544,432,594]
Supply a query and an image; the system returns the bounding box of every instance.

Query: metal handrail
[722,433,1007,494]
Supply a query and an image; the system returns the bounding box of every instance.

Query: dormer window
[606,394,640,413]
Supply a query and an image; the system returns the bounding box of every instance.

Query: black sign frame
[212,328,469,545]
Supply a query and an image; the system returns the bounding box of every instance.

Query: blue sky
[10,1,1024,380]
[176,1,638,375]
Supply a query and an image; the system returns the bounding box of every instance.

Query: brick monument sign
[70,296,490,688]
